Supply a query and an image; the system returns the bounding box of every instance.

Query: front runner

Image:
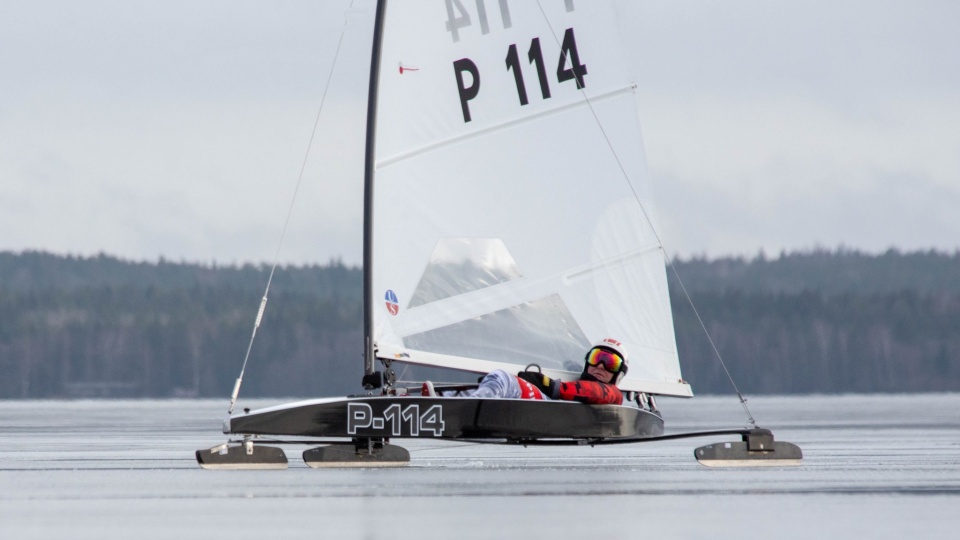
[422,338,628,405]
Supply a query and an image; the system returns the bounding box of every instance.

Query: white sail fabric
[371,0,691,397]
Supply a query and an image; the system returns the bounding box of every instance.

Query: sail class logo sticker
[385,290,400,316]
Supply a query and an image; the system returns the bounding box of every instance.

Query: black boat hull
[226,396,663,441]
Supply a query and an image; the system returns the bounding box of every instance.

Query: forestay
[370,0,691,397]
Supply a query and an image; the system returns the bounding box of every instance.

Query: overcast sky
[2,0,958,266]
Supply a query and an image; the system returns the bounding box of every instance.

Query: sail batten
[376,83,637,169]
[564,243,663,283]
[392,240,664,338]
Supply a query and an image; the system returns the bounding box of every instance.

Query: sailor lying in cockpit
[421,338,627,405]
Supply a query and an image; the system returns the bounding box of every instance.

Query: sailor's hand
[517,371,559,398]
[517,370,544,387]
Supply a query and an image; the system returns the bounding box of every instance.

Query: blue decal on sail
[385,289,400,316]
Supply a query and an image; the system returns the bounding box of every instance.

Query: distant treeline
[668,249,960,394]
[1,249,958,398]
[0,252,363,399]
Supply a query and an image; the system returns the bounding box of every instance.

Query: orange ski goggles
[586,348,624,373]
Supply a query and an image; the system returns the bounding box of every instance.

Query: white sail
[370,0,691,397]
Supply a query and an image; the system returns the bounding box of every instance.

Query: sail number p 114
[347,402,446,437]
[454,27,588,123]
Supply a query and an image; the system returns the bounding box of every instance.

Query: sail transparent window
[408,238,524,308]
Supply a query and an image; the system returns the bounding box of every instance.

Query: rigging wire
[534,1,757,429]
[228,2,356,415]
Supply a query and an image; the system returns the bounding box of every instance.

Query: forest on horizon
[1,248,958,399]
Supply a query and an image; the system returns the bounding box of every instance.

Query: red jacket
[557,380,623,405]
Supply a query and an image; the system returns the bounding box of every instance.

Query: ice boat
[197,0,800,469]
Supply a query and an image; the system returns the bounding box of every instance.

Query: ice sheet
[1,395,958,539]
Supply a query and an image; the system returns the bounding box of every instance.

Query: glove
[517,371,560,399]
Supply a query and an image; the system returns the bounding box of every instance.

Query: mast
[362,0,388,388]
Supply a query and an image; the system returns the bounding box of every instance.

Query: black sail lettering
[453,58,481,122]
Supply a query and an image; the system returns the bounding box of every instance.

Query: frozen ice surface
[1,394,958,539]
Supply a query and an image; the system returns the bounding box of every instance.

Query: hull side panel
[227,397,663,440]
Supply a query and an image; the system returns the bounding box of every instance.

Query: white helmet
[583,338,630,384]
